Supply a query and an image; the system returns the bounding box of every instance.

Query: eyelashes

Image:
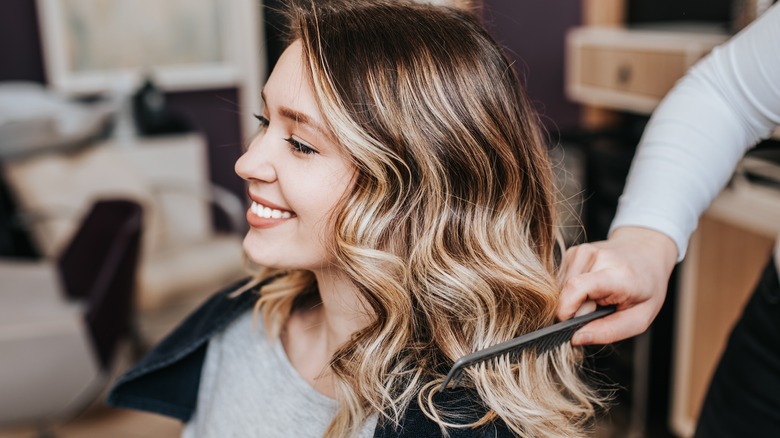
[284,137,318,155]
[252,113,318,155]
[253,113,270,130]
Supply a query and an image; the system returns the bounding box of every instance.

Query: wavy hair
[251,1,603,436]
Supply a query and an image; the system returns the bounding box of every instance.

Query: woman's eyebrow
[261,90,329,138]
[278,106,329,137]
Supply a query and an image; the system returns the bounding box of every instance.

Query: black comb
[438,306,616,392]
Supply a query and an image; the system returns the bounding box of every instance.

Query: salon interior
[1,0,778,437]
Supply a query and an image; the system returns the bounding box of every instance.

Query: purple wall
[482,0,583,132]
[165,90,245,201]
[0,0,46,83]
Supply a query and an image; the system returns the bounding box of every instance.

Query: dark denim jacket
[107,278,512,437]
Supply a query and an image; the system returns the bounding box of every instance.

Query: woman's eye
[253,113,270,131]
[284,137,318,155]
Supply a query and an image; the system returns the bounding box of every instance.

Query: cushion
[2,144,163,257]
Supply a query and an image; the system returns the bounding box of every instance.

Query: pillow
[2,144,164,257]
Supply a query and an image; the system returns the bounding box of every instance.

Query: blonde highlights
[255,1,603,436]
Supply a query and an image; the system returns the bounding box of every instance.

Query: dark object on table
[132,77,192,136]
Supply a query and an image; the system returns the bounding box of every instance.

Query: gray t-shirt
[182,311,377,437]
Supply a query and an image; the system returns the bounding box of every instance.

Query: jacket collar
[107,277,262,421]
[107,277,510,436]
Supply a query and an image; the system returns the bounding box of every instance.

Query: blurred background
[1,0,778,437]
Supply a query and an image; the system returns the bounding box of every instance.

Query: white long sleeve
[609,4,780,261]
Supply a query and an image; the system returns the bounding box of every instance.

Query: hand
[557,227,678,345]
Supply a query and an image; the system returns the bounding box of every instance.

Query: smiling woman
[107,1,605,437]
[235,41,356,273]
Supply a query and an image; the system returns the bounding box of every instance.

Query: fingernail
[573,332,592,345]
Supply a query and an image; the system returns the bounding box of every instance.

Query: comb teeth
[438,306,616,392]
[537,325,578,354]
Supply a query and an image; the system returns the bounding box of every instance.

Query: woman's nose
[235,135,278,183]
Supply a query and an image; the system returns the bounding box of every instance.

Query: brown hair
[253,1,602,436]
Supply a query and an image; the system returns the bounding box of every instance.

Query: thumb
[571,304,653,345]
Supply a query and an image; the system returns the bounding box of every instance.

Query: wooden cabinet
[566,27,727,114]
[577,46,686,97]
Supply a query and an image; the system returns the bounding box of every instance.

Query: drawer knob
[617,64,632,85]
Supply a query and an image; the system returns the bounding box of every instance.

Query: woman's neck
[281,268,372,398]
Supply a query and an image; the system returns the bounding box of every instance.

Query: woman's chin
[242,229,332,272]
[242,234,276,268]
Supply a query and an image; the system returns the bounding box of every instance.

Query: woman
[109,1,603,436]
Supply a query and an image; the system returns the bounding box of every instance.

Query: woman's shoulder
[106,277,260,421]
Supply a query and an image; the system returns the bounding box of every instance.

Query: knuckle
[563,246,580,260]
[563,275,586,293]
[566,243,592,257]
[591,248,615,266]
[611,263,633,280]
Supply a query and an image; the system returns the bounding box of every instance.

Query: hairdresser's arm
[558,4,780,345]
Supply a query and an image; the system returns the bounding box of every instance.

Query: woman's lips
[245,198,296,229]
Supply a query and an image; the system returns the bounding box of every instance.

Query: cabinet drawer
[579,47,687,98]
[566,27,727,114]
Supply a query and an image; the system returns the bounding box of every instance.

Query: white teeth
[251,201,292,219]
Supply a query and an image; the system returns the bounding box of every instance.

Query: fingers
[557,268,627,321]
[559,244,597,281]
[555,229,677,345]
[573,299,597,317]
[571,304,654,345]
[557,245,598,321]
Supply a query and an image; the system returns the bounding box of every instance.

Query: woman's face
[235,41,355,272]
